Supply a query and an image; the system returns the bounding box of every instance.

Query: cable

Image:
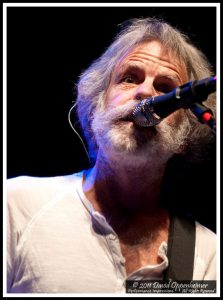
[68,102,91,164]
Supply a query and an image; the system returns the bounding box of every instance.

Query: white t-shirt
[7,172,216,293]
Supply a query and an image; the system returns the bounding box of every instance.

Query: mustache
[94,99,137,124]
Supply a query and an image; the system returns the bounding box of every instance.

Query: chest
[119,229,168,275]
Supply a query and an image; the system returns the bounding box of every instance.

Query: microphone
[132,76,216,127]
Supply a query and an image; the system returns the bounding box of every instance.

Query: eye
[121,74,138,84]
[154,77,177,94]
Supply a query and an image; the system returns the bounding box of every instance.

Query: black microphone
[132,76,216,127]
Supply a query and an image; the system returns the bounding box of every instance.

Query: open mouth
[113,115,133,124]
[117,116,158,135]
[121,116,133,122]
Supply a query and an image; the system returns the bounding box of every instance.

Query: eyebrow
[114,62,144,81]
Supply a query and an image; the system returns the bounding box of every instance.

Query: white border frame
[3,2,220,297]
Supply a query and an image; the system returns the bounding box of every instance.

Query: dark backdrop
[7,6,217,231]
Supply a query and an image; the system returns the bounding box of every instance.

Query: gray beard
[91,100,192,167]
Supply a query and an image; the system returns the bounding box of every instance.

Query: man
[7,18,216,293]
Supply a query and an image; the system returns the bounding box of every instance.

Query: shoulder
[7,172,84,225]
[7,172,83,195]
[7,172,83,190]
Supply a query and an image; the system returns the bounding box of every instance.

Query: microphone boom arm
[132,76,216,132]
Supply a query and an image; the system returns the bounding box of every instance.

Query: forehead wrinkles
[126,50,181,74]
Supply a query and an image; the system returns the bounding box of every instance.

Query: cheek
[105,87,134,107]
[164,109,185,126]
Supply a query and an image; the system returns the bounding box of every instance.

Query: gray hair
[75,17,216,164]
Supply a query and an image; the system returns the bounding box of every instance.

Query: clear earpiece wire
[68,102,91,164]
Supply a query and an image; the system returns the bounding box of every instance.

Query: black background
[7,5,217,231]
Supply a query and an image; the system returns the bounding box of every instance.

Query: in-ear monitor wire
[68,103,91,164]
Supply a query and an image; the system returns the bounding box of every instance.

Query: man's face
[92,41,191,164]
[106,40,187,110]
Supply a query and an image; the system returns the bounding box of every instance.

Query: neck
[83,150,168,228]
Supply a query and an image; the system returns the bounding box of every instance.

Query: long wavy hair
[75,17,216,165]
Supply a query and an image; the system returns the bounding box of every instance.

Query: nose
[134,78,156,101]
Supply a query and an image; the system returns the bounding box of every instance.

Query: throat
[83,160,167,226]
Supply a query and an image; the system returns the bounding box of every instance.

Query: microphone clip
[132,97,161,127]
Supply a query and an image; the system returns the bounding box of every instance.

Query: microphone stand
[189,103,216,135]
